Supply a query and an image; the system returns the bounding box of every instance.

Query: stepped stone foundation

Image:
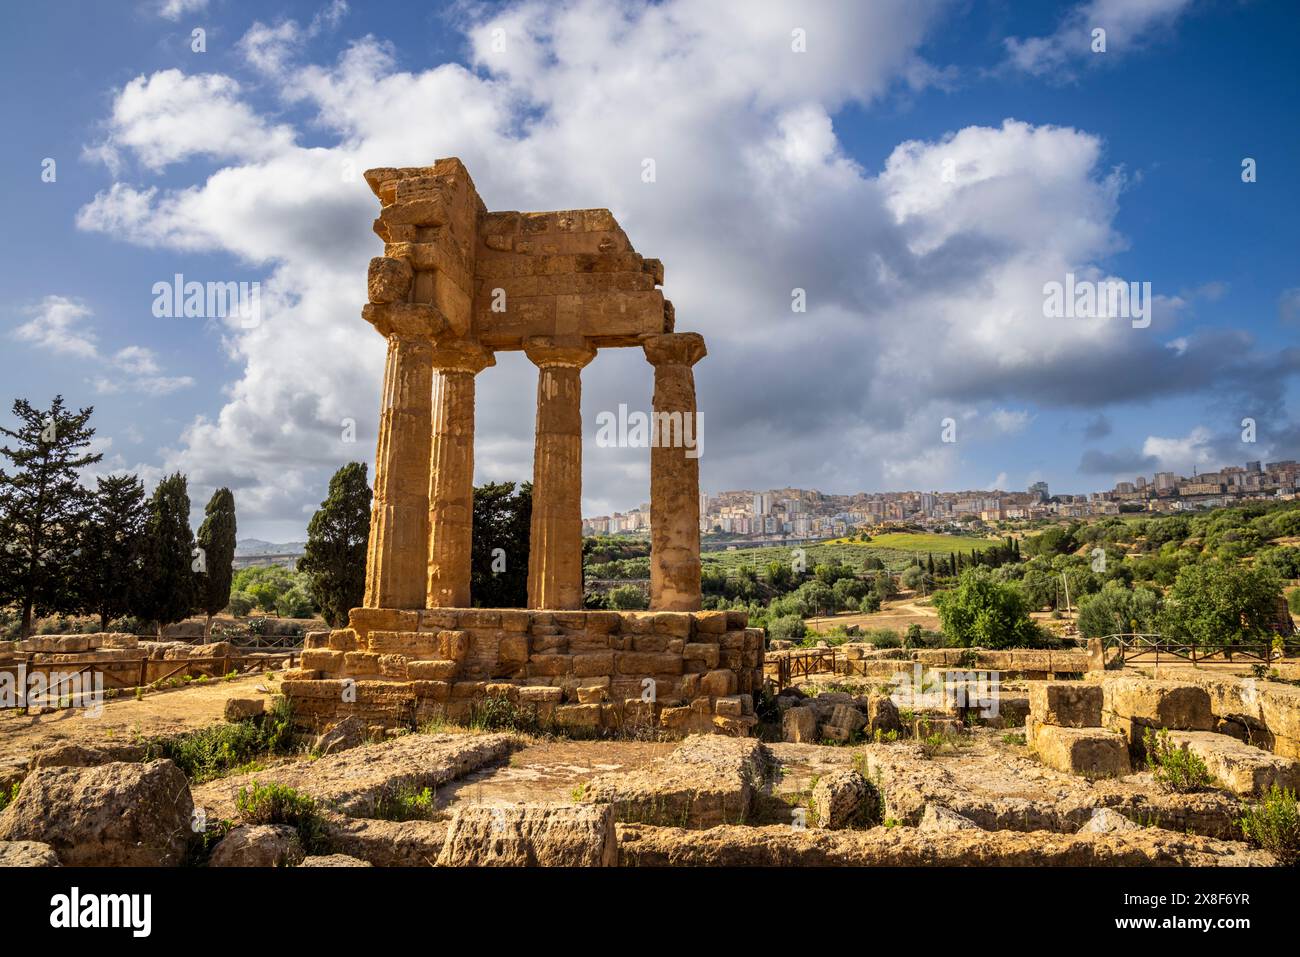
[286,609,762,735]
[285,158,732,734]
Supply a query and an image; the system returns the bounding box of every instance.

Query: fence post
[138,656,147,688]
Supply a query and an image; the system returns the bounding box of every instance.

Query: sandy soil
[0,673,281,769]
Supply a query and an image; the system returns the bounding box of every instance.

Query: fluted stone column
[642,332,707,611]
[426,340,495,608]
[524,337,597,609]
[364,332,435,609]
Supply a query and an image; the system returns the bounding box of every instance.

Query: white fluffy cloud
[9,296,193,396]
[70,0,1281,533]
[1004,0,1194,77]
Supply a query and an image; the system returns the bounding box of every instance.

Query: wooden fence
[1101,633,1300,667]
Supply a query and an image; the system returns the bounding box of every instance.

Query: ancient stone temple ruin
[284,158,762,736]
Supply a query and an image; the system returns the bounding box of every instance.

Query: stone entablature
[284,609,763,737]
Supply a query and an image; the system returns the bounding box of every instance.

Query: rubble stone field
[1,636,1296,868]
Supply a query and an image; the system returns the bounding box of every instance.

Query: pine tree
[195,488,237,638]
[78,474,146,630]
[135,472,196,639]
[0,397,103,636]
[298,463,371,627]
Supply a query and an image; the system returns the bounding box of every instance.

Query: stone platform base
[283,607,764,737]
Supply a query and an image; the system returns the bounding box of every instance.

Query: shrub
[1239,785,1300,866]
[0,781,19,813]
[468,694,538,733]
[236,781,327,853]
[1144,728,1214,793]
[374,785,437,822]
[146,697,298,782]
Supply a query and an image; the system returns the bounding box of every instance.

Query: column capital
[429,338,495,374]
[363,302,449,339]
[523,336,597,369]
[641,331,706,368]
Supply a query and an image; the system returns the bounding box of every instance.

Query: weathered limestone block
[367,256,413,303]
[811,770,879,829]
[1029,681,1103,728]
[0,841,61,866]
[583,735,769,827]
[0,760,193,866]
[1032,724,1132,779]
[1078,808,1141,834]
[919,804,982,833]
[436,803,617,867]
[1103,677,1214,730]
[208,824,305,868]
[223,698,266,722]
[1165,731,1300,798]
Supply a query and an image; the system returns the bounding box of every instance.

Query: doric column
[426,339,495,608]
[641,332,707,611]
[524,336,597,609]
[363,305,443,609]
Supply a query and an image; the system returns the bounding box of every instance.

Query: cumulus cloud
[69,0,1299,533]
[9,296,193,396]
[12,296,99,359]
[1003,0,1194,77]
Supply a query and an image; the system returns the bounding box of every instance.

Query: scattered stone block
[208,824,304,867]
[811,770,879,829]
[436,804,617,867]
[919,804,982,832]
[1029,681,1102,728]
[1077,808,1140,834]
[1032,725,1131,779]
[0,760,193,866]
[1165,731,1300,798]
[223,697,266,722]
[782,707,818,743]
[0,841,61,866]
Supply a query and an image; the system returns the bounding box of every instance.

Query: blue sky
[1,0,1297,539]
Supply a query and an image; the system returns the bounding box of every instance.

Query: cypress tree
[298,463,372,627]
[135,472,196,639]
[195,488,237,638]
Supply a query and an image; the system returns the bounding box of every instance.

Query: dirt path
[0,673,279,769]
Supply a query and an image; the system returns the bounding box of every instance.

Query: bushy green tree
[933,567,1040,649]
[0,397,103,635]
[1160,561,1282,647]
[298,463,371,626]
[766,614,807,643]
[1076,583,1162,639]
[472,480,531,608]
[607,583,648,610]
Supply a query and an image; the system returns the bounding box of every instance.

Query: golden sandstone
[285,158,757,735]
